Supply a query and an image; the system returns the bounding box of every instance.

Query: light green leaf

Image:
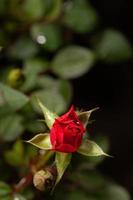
[78,139,108,156]
[51,46,95,79]
[37,76,72,105]
[63,0,98,33]
[86,135,110,166]
[55,152,72,186]
[95,29,132,63]
[37,98,58,128]
[0,182,11,197]
[32,90,65,115]
[0,83,29,111]
[0,114,24,141]
[27,133,51,150]
[78,107,99,127]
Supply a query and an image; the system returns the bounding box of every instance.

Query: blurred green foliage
[0,0,132,199]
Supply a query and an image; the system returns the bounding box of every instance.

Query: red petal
[54,144,76,153]
[50,120,64,148]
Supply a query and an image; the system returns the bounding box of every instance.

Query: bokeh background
[0,0,133,199]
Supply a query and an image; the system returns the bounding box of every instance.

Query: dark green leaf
[51,46,95,79]
[8,37,38,59]
[25,120,47,133]
[100,184,131,200]
[4,140,24,166]
[43,0,62,20]
[63,0,99,33]
[0,182,11,197]
[95,29,132,63]
[31,24,62,51]
[67,191,96,200]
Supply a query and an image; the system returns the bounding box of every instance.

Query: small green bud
[33,169,55,191]
[7,68,24,88]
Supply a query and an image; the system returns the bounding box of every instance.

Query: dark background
[72,0,133,197]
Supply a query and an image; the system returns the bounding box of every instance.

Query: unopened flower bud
[7,68,24,88]
[33,169,55,191]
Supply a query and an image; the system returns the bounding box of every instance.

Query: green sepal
[27,133,51,150]
[78,139,109,157]
[78,107,99,127]
[37,98,58,129]
[54,152,72,189]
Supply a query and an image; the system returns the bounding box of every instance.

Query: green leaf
[22,0,44,20]
[36,77,72,111]
[86,135,110,166]
[19,188,34,200]
[95,29,132,63]
[63,0,99,33]
[78,139,108,156]
[21,58,49,92]
[37,76,72,105]
[27,133,51,150]
[25,120,47,133]
[0,114,24,141]
[0,0,6,14]
[55,152,72,186]
[0,83,29,111]
[67,191,96,200]
[32,90,66,115]
[44,0,62,20]
[8,36,38,59]
[0,182,11,197]
[37,98,58,128]
[4,140,24,166]
[51,46,95,79]
[100,184,131,200]
[70,171,106,192]
[78,107,99,127]
[31,24,63,51]
[58,80,72,105]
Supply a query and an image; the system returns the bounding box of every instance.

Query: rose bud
[50,106,85,153]
[33,169,55,191]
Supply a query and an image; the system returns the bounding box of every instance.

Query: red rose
[50,106,85,153]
